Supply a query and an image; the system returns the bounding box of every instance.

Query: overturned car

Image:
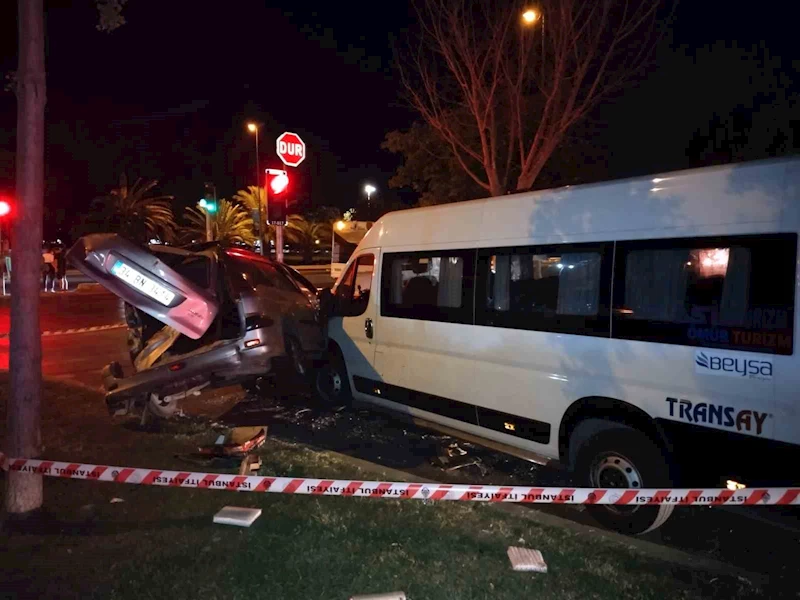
[66,234,327,418]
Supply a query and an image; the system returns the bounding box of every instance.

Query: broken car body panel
[66,234,219,340]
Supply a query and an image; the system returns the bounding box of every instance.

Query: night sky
[0,1,798,241]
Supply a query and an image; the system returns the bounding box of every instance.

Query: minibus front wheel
[315,347,352,405]
[572,420,674,534]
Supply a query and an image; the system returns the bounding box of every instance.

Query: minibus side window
[613,233,797,355]
[475,242,612,336]
[381,250,475,323]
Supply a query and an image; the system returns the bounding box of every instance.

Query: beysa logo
[695,350,773,380]
[665,397,769,436]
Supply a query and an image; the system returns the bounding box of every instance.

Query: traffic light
[0,200,10,217]
[202,182,217,213]
[198,198,217,213]
[266,170,289,225]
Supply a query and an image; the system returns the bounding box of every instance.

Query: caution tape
[2,454,799,505]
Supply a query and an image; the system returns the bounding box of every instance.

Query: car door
[66,234,219,340]
[327,251,379,388]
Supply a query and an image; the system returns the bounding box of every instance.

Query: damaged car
[66,234,327,418]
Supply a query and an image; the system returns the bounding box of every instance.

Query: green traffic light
[199,198,217,213]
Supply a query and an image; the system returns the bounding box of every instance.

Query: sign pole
[275,221,284,263]
[204,182,216,243]
[264,180,271,258]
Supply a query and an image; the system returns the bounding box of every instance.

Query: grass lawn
[0,376,763,600]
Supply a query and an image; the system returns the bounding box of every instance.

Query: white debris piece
[507,546,548,573]
[349,593,406,600]
[213,506,262,527]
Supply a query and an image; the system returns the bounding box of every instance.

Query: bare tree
[402,0,663,197]
[7,0,126,517]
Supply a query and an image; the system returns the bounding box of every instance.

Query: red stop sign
[276,131,306,167]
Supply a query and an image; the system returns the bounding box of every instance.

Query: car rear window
[153,252,212,289]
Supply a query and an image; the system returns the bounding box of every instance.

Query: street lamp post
[364,184,376,218]
[521,8,544,58]
[247,122,264,255]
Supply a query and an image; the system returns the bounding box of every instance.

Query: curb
[291,265,331,272]
[0,323,125,340]
[320,449,767,585]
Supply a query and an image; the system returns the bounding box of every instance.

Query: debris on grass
[197,426,267,458]
[349,592,407,600]
[238,454,262,475]
[447,442,467,457]
[446,457,488,476]
[213,506,262,527]
[507,547,548,573]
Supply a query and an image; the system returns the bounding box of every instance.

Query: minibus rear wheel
[572,421,674,535]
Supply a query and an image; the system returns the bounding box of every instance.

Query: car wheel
[148,392,178,419]
[573,422,675,535]
[315,349,352,405]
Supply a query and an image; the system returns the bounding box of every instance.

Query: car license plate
[110,260,175,306]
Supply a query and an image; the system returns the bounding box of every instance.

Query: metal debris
[446,458,488,476]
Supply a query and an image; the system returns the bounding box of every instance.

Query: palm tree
[232,185,274,251]
[284,214,332,264]
[104,174,176,244]
[183,199,256,247]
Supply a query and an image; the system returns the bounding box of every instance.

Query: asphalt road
[0,288,125,336]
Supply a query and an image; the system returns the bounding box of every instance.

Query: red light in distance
[269,173,289,194]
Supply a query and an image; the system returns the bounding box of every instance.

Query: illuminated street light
[336,220,346,231]
[247,121,265,254]
[364,184,376,203]
[522,8,539,24]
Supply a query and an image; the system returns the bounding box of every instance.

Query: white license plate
[110,260,175,306]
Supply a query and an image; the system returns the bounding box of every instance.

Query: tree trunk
[7,0,46,515]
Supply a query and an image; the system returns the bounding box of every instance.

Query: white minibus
[317,158,800,534]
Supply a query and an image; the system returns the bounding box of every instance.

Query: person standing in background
[56,246,68,290]
[42,245,55,291]
[53,246,67,291]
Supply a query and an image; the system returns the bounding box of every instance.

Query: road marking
[0,323,126,339]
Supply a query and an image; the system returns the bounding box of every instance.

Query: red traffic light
[269,172,289,194]
[0,200,10,217]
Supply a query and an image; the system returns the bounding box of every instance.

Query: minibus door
[328,251,379,386]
